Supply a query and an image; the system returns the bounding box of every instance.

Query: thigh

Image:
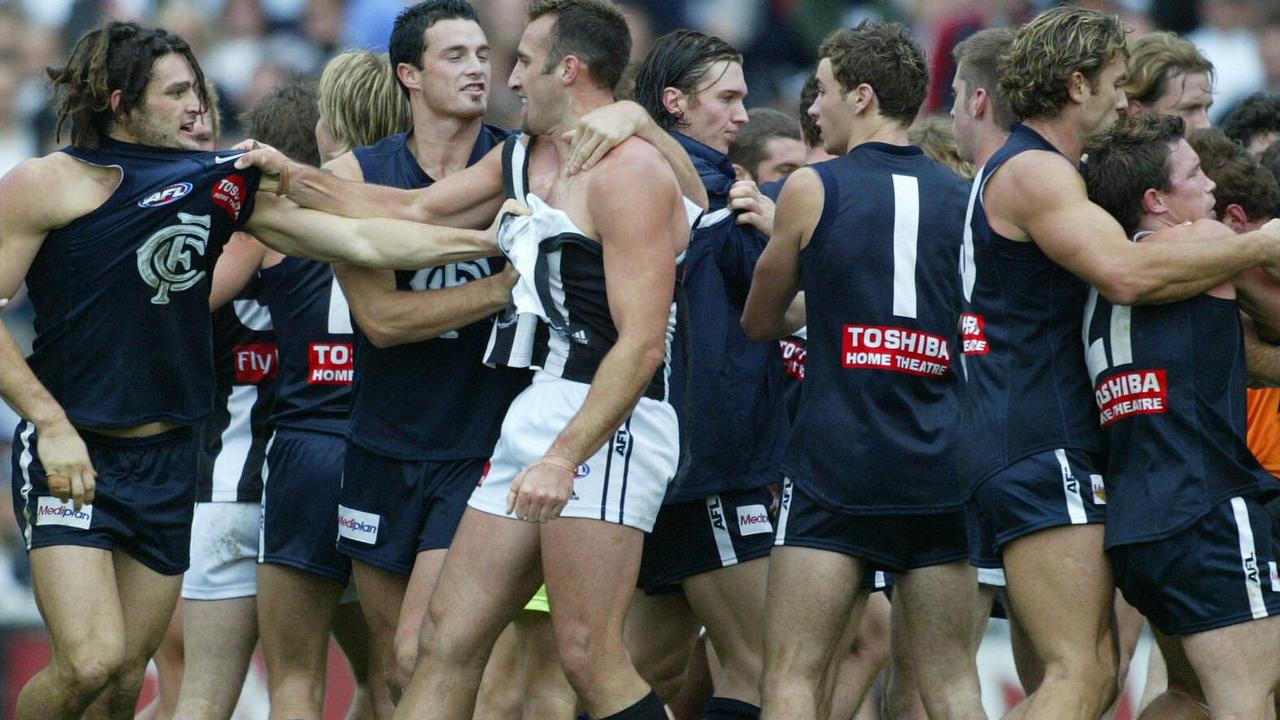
[1181,615,1280,711]
[111,549,184,666]
[623,589,700,698]
[541,518,644,638]
[682,555,769,662]
[29,545,126,663]
[398,548,447,650]
[1002,523,1115,665]
[177,596,258,715]
[763,545,864,675]
[894,560,978,656]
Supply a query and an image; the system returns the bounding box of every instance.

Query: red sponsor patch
[841,324,951,377]
[960,312,990,355]
[212,175,247,221]
[779,337,807,381]
[308,342,354,385]
[477,460,492,487]
[1095,369,1168,428]
[233,342,278,383]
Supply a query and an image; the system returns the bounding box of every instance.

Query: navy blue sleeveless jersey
[665,132,778,502]
[257,256,352,436]
[1084,283,1272,547]
[782,144,969,513]
[958,123,1103,489]
[347,128,529,460]
[25,138,260,429]
[196,284,278,502]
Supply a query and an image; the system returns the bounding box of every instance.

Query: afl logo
[138,182,193,208]
[136,212,211,305]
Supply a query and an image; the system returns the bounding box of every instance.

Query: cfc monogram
[136,212,211,305]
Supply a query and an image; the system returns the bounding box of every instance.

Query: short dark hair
[819,21,928,126]
[1000,6,1127,121]
[798,74,821,148]
[240,84,321,167]
[48,21,209,149]
[389,0,481,99]
[1190,128,1280,224]
[1083,114,1185,236]
[527,0,630,92]
[632,30,741,132]
[1220,93,1280,151]
[952,27,1017,131]
[1261,141,1280,213]
[729,108,801,177]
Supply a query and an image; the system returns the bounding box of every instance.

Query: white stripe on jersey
[1055,449,1089,525]
[233,298,273,331]
[891,174,920,319]
[211,384,263,502]
[326,276,353,334]
[706,494,739,568]
[774,479,794,546]
[17,421,35,549]
[1231,496,1269,620]
[257,431,277,563]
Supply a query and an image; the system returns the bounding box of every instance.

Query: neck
[1022,114,1087,164]
[407,99,485,178]
[1136,214,1177,235]
[973,128,1011,168]
[844,115,909,154]
[546,88,614,158]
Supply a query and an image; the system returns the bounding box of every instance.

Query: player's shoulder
[323,151,364,182]
[986,148,1085,212]
[587,138,672,193]
[0,151,110,225]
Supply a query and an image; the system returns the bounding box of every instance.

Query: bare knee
[55,639,126,700]
[1042,657,1119,709]
[392,633,419,692]
[554,619,621,696]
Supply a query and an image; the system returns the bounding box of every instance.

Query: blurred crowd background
[2,0,1280,621]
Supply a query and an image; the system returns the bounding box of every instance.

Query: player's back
[25,138,258,429]
[784,143,968,513]
[959,123,1103,489]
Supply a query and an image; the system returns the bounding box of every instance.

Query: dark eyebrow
[164,80,192,94]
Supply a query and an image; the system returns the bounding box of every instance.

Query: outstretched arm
[742,168,822,341]
[506,143,685,523]
[243,193,522,269]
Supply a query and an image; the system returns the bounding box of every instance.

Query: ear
[971,88,988,121]
[560,55,582,86]
[1066,70,1089,104]
[110,88,126,118]
[1125,98,1145,119]
[1141,186,1165,216]
[733,163,751,182]
[395,62,421,93]
[1223,203,1250,232]
[661,86,686,121]
[851,83,875,115]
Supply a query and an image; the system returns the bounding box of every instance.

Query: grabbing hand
[488,198,531,251]
[729,180,776,236]
[506,456,577,523]
[37,420,96,509]
[562,101,647,175]
[232,140,289,193]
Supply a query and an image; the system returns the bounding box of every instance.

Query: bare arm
[989,152,1280,306]
[1244,314,1280,387]
[562,101,709,210]
[0,158,96,506]
[322,151,516,347]
[243,192,518,269]
[741,168,822,341]
[210,231,269,310]
[506,143,684,522]
[237,144,507,228]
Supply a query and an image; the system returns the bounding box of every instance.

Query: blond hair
[999,6,1127,121]
[909,115,974,180]
[1122,31,1213,107]
[317,50,411,153]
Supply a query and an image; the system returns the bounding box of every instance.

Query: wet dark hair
[632,29,741,132]
[1083,114,1185,236]
[1220,93,1280,152]
[240,84,321,167]
[389,0,481,99]
[48,21,209,149]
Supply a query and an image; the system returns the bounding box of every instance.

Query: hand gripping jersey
[196,287,278,503]
[257,257,353,436]
[782,143,969,513]
[1084,257,1274,548]
[958,124,1103,489]
[25,138,259,428]
[348,129,529,461]
[664,132,779,503]
[483,135,681,402]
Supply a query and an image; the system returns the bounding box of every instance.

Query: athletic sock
[597,690,667,720]
[704,696,762,720]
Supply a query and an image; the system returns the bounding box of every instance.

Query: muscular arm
[545,144,685,465]
[741,168,822,341]
[323,152,516,348]
[1244,315,1280,387]
[989,152,1280,306]
[243,192,508,269]
[209,231,269,310]
[0,157,96,504]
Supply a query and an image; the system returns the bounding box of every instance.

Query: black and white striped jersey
[483,136,679,402]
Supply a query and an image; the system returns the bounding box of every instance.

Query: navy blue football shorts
[970,447,1106,552]
[259,429,349,584]
[335,442,480,576]
[11,421,196,575]
[638,485,775,594]
[1110,495,1280,636]
[773,477,968,573]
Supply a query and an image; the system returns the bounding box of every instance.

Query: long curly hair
[999,6,1127,122]
[47,21,209,149]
